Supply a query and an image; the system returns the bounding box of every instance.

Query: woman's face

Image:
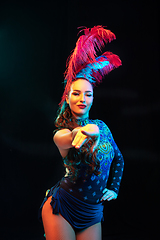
[66,79,93,119]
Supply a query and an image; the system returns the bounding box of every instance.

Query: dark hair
[54,101,101,181]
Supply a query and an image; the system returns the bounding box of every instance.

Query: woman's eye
[86,94,92,97]
[72,92,92,97]
[72,92,79,96]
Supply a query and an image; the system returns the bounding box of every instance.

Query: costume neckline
[74,117,90,126]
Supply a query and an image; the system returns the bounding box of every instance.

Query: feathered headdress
[59,25,122,106]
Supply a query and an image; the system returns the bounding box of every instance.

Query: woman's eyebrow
[73,89,92,93]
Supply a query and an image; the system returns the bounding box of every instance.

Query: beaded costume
[38,118,124,230]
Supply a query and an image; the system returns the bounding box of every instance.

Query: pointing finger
[75,137,88,149]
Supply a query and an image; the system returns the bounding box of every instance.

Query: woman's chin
[71,110,88,119]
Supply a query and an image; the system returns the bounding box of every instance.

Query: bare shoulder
[53,129,73,158]
[53,128,71,145]
[54,128,71,138]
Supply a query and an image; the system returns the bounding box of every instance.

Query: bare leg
[76,222,102,240]
[42,196,76,240]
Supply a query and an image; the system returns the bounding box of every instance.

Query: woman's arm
[109,141,124,194]
[101,143,124,201]
[53,127,81,157]
[96,120,124,200]
[53,124,100,157]
[53,129,73,157]
[53,129,73,149]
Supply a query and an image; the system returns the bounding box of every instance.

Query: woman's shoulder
[53,128,71,144]
[91,119,113,136]
[93,119,113,141]
[91,119,108,129]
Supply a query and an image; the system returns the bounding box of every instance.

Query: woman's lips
[77,105,86,109]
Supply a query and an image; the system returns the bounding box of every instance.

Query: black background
[0,0,159,239]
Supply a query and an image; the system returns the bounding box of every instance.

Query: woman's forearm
[53,127,81,150]
[54,124,99,150]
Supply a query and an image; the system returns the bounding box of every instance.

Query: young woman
[38,26,124,240]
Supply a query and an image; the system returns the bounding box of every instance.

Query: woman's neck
[71,111,89,120]
[73,115,90,126]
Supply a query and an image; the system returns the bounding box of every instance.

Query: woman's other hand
[100,188,117,201]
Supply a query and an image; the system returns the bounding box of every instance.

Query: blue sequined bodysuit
[38,118,124,230]
[60,118,124,203]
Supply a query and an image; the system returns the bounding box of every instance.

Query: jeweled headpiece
[59,25,122,107]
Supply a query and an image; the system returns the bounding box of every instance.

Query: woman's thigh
[76,222,102,240]
[42,196,76,240]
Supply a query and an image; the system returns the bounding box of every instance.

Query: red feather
[91,52,122,85]
[60,26,120,106]
[64,26,116,82]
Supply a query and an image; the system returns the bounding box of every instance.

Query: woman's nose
[80,94,85,102]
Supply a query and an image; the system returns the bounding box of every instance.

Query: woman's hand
[72,124,100,152]
[101,188,117,202]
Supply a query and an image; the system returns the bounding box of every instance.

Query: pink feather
[91,52,122,85]
[64,26,116,82]
[60,26,120,106]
